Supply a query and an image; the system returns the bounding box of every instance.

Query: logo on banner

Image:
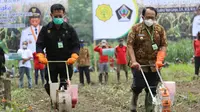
[96,4,113,22]
[116,4,132,22]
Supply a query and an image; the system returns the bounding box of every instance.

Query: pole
[93,40,98,82]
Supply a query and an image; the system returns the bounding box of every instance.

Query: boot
[130,92,139,112]
[145,92,154,112]
[99,73,103,84]
[105,72,108,84]
[117,72,120,83]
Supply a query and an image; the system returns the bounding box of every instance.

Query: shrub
[165,39,193,63]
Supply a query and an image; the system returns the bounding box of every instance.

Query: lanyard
[30,26,40,41]
[145,26,154,43]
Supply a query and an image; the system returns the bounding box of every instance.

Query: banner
[0,0,68,54]
[92,0,139,40]
[93,0,200,40]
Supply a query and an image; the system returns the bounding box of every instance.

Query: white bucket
[163,81,176,103]
[50,83,59,104]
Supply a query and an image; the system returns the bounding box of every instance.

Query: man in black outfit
[36,4,80,95]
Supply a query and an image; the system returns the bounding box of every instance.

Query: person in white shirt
[192,6,200,39]
[20,7,42,54]
[17,41,33,88]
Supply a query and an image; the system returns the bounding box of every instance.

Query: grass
[1,63,200,112]
[162,63,194,82]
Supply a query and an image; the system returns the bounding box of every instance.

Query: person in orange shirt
[193,31,200,78]
[94,40,111,84]
[33,52,45,85]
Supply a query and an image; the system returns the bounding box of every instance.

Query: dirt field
[2,64,200,112]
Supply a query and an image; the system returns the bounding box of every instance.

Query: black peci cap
[28,7,41,18]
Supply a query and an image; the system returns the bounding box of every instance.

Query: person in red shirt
[94,40,111,84]
[33,52,45,85]
[193,31,200,77]
[115,38,128,83]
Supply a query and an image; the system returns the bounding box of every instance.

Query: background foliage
[0,0,196,63]
[68,0,93,44]
[69,0,195,63]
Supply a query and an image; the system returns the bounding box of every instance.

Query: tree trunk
[3,78,11,101]
[0,77,4,99]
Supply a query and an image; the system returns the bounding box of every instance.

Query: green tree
[68,0,93,43]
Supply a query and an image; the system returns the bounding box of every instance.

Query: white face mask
[144,19,154,27]
[22,45,27,49]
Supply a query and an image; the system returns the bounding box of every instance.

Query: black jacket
[36,22,80,60]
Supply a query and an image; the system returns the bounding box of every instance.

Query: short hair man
[115,38,128,83]
[127,7,167,112]
[36,4,80,95]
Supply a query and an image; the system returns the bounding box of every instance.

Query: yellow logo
[96,4,112,22]
[32,8,36,13]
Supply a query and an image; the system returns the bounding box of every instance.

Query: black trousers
[78,66,90,84]
[195,56,200,75]
[131,68,160,95]
[44,63,73,95]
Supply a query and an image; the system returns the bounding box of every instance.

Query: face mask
[144,19,154,27]
[53,17,64,25]
[22,45,27,49]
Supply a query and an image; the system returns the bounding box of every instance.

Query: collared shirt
[36,22,80,60]
[127,22,167,72]
[115,45,127,64]
[20,25,42,53]
[77,47,90,67]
